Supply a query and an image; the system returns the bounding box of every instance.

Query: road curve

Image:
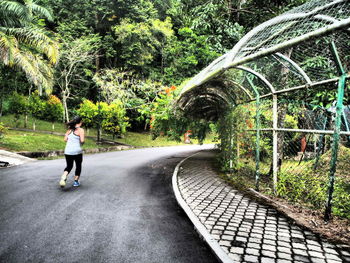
[0,145,219,263]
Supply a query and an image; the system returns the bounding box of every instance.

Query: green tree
[94,69,163,130]
[189,0,244,53]
[0,0,59,93]
[77,99,129,138]
[162,27,219,84]
[39,0,158,69]
[114,17,174,76]
[8,92,28,127]
[28,90,45,130]
[44,94,63,130]
[56,35,100,122]
[76,99,98,135]
[101,100,129,138]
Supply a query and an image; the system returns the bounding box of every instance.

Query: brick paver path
[177,151,350,263]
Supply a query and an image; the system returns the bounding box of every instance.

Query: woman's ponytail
[66,116,82,130]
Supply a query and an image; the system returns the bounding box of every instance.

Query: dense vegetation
[0,0,307,140]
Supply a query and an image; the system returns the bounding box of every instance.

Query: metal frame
[273,53,312,84]
[177,0,350,220]
[235,66,276,93]
[181,18,350,93]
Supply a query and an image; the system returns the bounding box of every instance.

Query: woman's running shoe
[73,181,80,187]
[59,174,67,188]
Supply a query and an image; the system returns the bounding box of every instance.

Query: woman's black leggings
[64,154,83,176]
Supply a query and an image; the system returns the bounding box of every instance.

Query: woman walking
[59,116,85,188]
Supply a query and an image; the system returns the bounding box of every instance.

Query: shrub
[44,95,64,129]
[77,99,129,137]
[76,99,98,130]
[8,92,28,126]
[0,122,7,139]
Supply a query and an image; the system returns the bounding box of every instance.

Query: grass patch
[116,131,215,147]
[0,129,110,152]
[0,114,68,133]
[221,147,350,220]
[0,114,217,151]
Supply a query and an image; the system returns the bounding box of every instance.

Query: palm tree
[0,0,59,94]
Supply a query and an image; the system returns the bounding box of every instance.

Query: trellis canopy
[178,0,350,120]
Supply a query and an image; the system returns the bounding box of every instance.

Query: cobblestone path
[177,151,350,263]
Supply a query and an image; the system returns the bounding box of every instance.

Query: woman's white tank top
[64,130,82,155]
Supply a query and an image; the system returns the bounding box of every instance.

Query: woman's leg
[60,155,74,187]
[73,154,83,182]
[64,155,74,173]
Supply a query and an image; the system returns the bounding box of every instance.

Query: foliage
[28,91,45,119]
[0,0,59,93]
[55,34,100,122]
[162,27,219,84]
[93,69,163,130]
[93,69,136,105]
[44,95,63,123]
[8,92,28,123]
[140,84,214,143]
[100,100,129,136]
[236,0,308,31]
[189,0,244,53]
[277,153,350,220]
[77,99,129,137]
[0,122,7,139]
[76,99,97,129]
[114,17,174,75]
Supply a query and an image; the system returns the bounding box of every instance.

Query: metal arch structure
[178,77,255,115]
[235,66,276,94]
[176,0,350,220]
[273,53,312,84]
[180,0,350,95]
[226,80,254,100]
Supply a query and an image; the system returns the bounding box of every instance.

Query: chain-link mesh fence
[178,0,350,220]
[216,99,350,220]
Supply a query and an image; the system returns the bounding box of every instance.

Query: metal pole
[272,94,278,194]
[97,87,101,142]
[314,116,327,170]
[324,74,346,221]
[229,114,233,170]
[324,41,347,221]
[248,127,350,136]
[246,77,261,191]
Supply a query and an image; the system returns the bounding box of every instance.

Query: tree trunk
[95,13,100,72]
[235,0,247,21]
[33,120,36,131]
[52,122,55,131]
[24,114,28,128]
[62,95,69,122]
[0,85,3,117]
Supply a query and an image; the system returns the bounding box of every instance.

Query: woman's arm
[79,128,85,144]
[64,130,70,142]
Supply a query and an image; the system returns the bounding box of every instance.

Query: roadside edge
[172,151,233,263]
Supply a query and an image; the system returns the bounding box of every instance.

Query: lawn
[118,131,216,147]
[0,129,110,152]
[0,115,217,151]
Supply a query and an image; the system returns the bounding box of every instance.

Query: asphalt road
[0,145,219,263]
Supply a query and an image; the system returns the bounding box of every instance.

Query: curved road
[0,146,218,263]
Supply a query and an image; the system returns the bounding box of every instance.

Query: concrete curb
[17,145,133,158]
[0,150,35,167]
[172,151,233,263]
